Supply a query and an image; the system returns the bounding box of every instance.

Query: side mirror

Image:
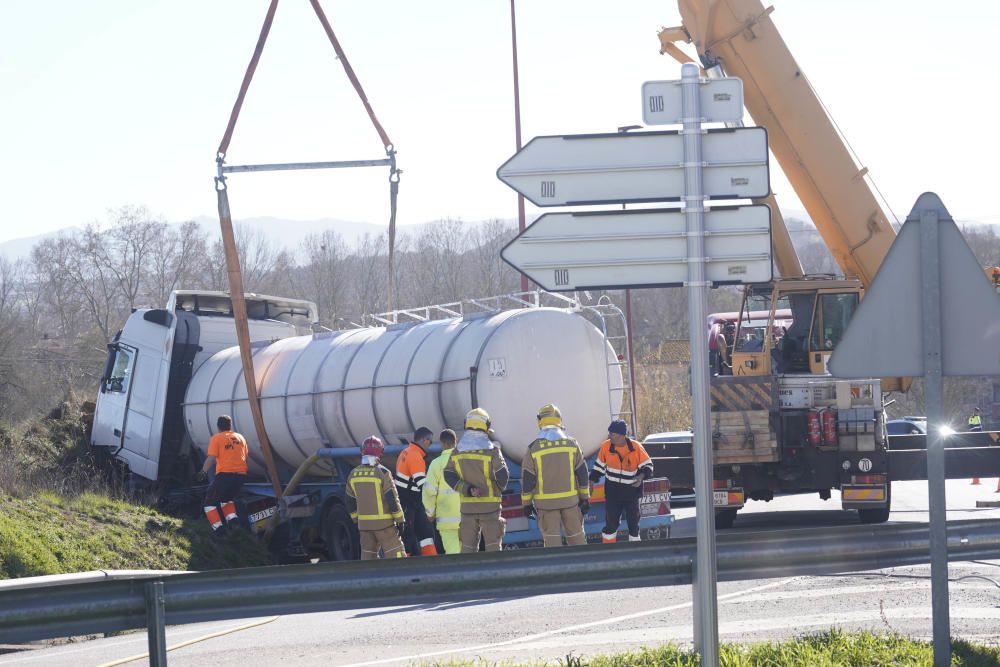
[143,309,173,327]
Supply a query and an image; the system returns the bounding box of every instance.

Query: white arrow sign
[496,128,769,207]
[500,206,773,291]
[642,77,744,125]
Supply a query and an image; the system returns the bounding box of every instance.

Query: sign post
[680,61,719,666]
[498,67,769,667]
[829,192,1000,667]
[919,204,949,667]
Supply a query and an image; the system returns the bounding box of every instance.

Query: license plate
[713,490,729,506]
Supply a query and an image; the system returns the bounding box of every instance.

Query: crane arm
[664,0,897,288]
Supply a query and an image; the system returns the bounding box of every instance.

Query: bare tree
[147,221,210,305]
[297,230,350,327]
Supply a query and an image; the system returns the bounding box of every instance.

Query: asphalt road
[4,479,1000,666]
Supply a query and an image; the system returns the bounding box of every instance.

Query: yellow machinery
[659,0,907,391]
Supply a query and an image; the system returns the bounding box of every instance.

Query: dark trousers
[603,494,640,537]
[204,472,245,506]
[401,501,435,555]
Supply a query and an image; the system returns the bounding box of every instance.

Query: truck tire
[715,508,738,530]
[858,484,892,524]
[323,504,360,561]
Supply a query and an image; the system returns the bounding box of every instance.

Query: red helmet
[361,435,384,458]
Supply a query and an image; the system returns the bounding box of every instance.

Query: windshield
[809,293,860,352]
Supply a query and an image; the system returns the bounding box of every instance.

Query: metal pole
[510,0,529,294]
[681,62,719,666]
[625,288,639,435]
[145,581,167,667]
[920,207,950,666]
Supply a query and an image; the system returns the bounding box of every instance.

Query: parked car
[642,431,695,504]
[886,417,927,435]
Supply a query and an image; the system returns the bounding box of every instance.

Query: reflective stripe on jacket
[422,448,461,528]
[395,442,429,509]
[346,463,404,531]
[521,435,589,510]
[590,438,654,489]
[968,415,983,428]
[444,446,509,514]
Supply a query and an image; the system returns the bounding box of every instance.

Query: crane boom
[662,0,897,287]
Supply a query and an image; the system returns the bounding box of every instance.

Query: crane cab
[728,277,862,377]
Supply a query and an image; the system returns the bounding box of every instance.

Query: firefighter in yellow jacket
[444,408,509,552]
[346,436,406,560]
[521,404,590,547]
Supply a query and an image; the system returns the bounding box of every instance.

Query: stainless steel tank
[183,307,623,475]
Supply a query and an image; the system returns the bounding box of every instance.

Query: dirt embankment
[0,399,269,579]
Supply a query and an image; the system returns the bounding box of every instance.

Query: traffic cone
[972,477,981,485]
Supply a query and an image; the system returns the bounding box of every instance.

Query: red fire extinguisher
[807,410,821,445]
[822,409,838,445]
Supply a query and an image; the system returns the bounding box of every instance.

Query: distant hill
[3,209,995,262]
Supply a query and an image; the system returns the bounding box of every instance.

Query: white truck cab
[91,290,317,484]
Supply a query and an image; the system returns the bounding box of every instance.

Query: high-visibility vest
[521,437,589,510]
[445,445,508,512]
[968,414,983,429]
[423,449,461,528]
[347,464,404,530]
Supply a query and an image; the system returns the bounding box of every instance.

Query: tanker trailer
[92,290,672,560]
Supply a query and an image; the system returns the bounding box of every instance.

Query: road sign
[828,193,1000,378]
[496,128,769,207]
[828,192,1000,663]
[642,78,744,125]
[500,206,772,291]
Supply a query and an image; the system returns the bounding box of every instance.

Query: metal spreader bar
[222,158,392,174]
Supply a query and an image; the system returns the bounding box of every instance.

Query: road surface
[3,479,999,666]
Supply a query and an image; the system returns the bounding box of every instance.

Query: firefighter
[423,428,461,554]
[195,415,248,536]
[395,426,439,556]
[444,408,509,552]
[590,419,654,543]
[346,436,405,560]
[968,407,984,432]
[521,404,589,547]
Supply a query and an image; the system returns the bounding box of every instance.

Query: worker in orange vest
[195,415,248,537]
[346,436,406,560]
[395,426,439,556]
[590,420,653,543]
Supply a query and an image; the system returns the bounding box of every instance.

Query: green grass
[422,630,1000,666]
[0,490,271,579]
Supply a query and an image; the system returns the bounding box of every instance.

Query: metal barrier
[3,519,999,649]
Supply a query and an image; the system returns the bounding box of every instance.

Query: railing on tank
[362,289,582,325]
[356,289,638,437]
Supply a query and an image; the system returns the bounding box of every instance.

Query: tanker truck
[91,289,673,561]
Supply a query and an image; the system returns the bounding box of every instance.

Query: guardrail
[3,519,999,657]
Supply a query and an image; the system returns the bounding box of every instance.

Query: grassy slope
[0,491,270,580]
[429,630,1000,666]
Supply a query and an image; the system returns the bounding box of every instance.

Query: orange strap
[217,0,280,158]
[217,0,393,157]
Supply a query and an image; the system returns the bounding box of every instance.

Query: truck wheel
[858,484,892,524]
[323,504,360,561]
[715,508,738,530]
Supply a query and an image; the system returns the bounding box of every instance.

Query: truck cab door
[808,291,860,374]
[91,342,137,450]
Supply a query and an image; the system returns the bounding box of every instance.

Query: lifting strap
[213,0,401,497]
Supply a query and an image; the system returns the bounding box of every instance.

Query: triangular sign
[828,192,1000,378]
